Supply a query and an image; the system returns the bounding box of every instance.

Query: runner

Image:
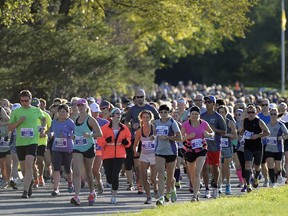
[181,106,214,201]
[201,95,227,199]
[70,98,102,206]
[265,108,288,187]
[133,110,158,204]
[98,107,131,204]
[154,104,182,206]
[240,104,270,192]
[50,104,75,195]
[8,90,46,198]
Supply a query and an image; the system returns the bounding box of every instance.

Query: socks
[236,169,244,183]
[269,169,275,183]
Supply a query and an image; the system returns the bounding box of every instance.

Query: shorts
[184,150,207,163]
[36,145,46,157]
[52,151,72,173]
[178,148,184,158]
[155,154,177,163]
[139,153,156,165]
[16,144,38,161]
[205,151,221,166]
[221,147,233,159]
[73,145,95,159]
[261,145,267,164]
[244,149,263,166]
[265,151,283,161]
[0,150,10,158]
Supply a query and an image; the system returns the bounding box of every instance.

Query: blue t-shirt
[258,112,270,124]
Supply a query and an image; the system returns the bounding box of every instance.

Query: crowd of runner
[0,81,288,206]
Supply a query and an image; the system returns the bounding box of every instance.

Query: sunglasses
[204,101,213,104]
[136,96,144,99]
[159,110,169,114]
[270,113,278,116]
[247,111,255,114]
[100,107,108,110]
[261,104,268,106]
[236,113,242,116]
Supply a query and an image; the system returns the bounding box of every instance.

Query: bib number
[244,130,254,139]
[221,138,229,148]
[191,138,203,149]
[55,138,67,148]
[156,126,169,136]
[142,140,155,150]
[75,136,88,146]
[21,128,34,138]
[266,137,277,145]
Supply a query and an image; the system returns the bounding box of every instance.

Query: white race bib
[142,140,155,150]
[55,138,67,148]
[21,128,34,138]
[266,137,277,145]
[244,130,254,139]
[75,136,88,146]
[191,138,203,149]
[221,138,229,148]
[156,126,169,136]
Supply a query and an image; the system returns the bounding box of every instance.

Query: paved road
[0,169,281,216]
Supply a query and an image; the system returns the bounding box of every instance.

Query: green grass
[114,186,288,216]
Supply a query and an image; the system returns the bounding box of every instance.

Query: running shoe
[97,183,104,195]
[175,181,181,189]
[212,188,218,199]
[191,196,197,202]
[33,178,39,188]
[247,184,252,193]
[156,197,165,206]
[262,179,268,187]
[21,190,28,198]
[137,184,144,194]
[127,184,135,191]
[269,182,276,188]
[241,185,247,192]
[164,193,171,202]
[88,193,96,206]
[51,189,60,196]
[110,196,117,204]
[70,196,80,206]
[1,182,8,189]
[39,176,45,187]
[277,175,283,184]
[9,180,17,190]
[218,184,223,194]
[28,180,33,197]
[144,196,152,204]
[225,184,231,195]
[68,182,74,193]
[204,189,211,198]
[253,178,259,188]
[171,189,177,203]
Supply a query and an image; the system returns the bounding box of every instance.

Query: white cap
[87,97,95,103]
[269,103,277,110]
[12,103,21,111]
[90,102,101,113]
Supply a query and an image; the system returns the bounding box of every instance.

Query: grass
[113,186,288,216]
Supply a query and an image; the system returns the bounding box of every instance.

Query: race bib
[21,128,34,138]
[142,140,155,150]
[55,138,67,148]
[266,137,277,145]
[240,137,245,146]
[156,126,169,136]
[75,136,88,146]
[221,138,229,148]
[191,138,203,149]
[243,130,254,139]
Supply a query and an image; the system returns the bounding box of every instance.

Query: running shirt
[221,119,232,149]
[9,106,45,146]
[201,111,227,152]
[265,121,288,153]
[258,113,270,124]
[38,111,52,146]
[50,118,75,152]
[74,116,95,152]
[243,117,263,151]
[182,119,209,153]
[154,118,180,156]
[140,125,155,155]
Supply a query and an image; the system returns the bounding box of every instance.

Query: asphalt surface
[0,168,282,216]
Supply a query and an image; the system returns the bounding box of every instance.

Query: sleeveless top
[243,117,262,151]
[74,116,95,152]
[140,125,155,155]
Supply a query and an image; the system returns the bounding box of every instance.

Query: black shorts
[16,144,38,161]
[47,137,54,152]
[265,151,283,161]
[184,150,207,163]
[155,154,177,163]
[244,149,263,166]
[261,145,267,164]
[178,148,184,158]
[0,150,10,158]
[36,145,46,157]
[73,145,95,159]
[52,151,72,173]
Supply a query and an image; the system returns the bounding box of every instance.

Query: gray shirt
[265,121,288,153]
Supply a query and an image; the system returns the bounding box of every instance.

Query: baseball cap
[90,102,101,113]
[31,98,40,107]
[100,100,111,108]
[77,98,88,105]
[87,97,95,103]
[204,95,216,103]
[12,103,21,111]
[269,103,277,110]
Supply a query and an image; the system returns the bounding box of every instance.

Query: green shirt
[9,106,45,147]
[38,111,52,146]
